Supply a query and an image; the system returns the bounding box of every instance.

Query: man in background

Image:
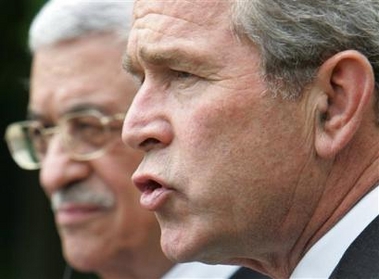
[5,1,267,278]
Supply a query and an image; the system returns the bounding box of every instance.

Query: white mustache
[51,183,115,211]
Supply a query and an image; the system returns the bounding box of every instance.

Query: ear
[314,50,375,159]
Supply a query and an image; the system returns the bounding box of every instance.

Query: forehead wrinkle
[134,0,231,27]
[129,1,233,76]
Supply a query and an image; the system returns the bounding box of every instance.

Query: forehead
[133,0,231,24]
[132,0,232,38]
[127,0,235,69]
[30,34,137,118]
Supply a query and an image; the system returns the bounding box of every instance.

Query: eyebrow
[122,52,138,76]
[123,46,216,76]
[27,104,107,121]
[27,111,46,122]
[140,47,194,67]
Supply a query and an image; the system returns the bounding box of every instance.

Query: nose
[39,135,90,196]
[122,84,173,152]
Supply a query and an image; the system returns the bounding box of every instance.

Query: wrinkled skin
[122,1,379,278]
[30,33,172,279]
[122,0,321,274]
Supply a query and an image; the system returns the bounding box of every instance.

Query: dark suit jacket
[230,215,379,279]
[230,267,271,279]
[330,215,379,279]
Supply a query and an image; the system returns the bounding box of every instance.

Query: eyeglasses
[4,110,125,170]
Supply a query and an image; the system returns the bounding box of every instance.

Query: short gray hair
[29,0,134,52]
[232,0,379,105]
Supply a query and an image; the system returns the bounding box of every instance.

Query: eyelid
[133,72,145,85]
[172,69,195,79]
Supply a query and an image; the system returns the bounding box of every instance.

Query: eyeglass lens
[63,114,111,157]
[5,112,122,170]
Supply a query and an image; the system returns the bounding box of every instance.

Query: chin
[61,233,108,273]
[160,229,210,264]
[161,240,225,266]
[160,223,232,265]
[64,247,105,273]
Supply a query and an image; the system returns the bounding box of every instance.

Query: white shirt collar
[290,185,379,279]
[162,262,240,279]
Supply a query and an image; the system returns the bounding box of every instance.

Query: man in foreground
[122,0,379,278]
[5,1,266,278]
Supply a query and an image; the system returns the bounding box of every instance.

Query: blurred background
[1,0,96,278]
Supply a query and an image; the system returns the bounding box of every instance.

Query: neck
[288,136,379,276]
[245,132,379,278]
[99,254,173,279]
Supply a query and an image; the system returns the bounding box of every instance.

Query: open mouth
[136,179,163,193]
[134,177,173,210]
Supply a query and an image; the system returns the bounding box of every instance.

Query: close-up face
[29,33,161,273]
[123,0,324,265]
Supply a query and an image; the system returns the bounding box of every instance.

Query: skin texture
[29,33,173,279]
[122,1,379,278]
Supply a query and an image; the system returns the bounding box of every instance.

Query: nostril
[139,138,161,149]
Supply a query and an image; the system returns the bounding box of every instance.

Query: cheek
[182,95,262,156]
[98,164,144,228]
[174,100,262,198]
[178,97,309,199]
[95,149,142,196]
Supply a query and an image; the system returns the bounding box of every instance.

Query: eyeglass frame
[4,109,125,170]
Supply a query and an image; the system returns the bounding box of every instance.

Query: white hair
[29,0,134,52]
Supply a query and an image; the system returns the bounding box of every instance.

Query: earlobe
[314,50,375,159]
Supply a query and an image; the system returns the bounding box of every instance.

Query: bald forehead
[133,0,232,25]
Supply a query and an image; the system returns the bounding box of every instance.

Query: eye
[173,70,193,79]
[73,117,103,134]
[128,68,145,86]
[27,122,50,156]
[67,116,105,143]
[28,125,43,140]
[136,74,145,85]
[169,69,201,91]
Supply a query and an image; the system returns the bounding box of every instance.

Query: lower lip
[140,187,173,211]
[55,207,106,226]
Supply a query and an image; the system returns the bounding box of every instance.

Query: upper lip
[53,202,106,212]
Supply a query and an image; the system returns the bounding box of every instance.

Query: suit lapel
[329,215,379,278]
